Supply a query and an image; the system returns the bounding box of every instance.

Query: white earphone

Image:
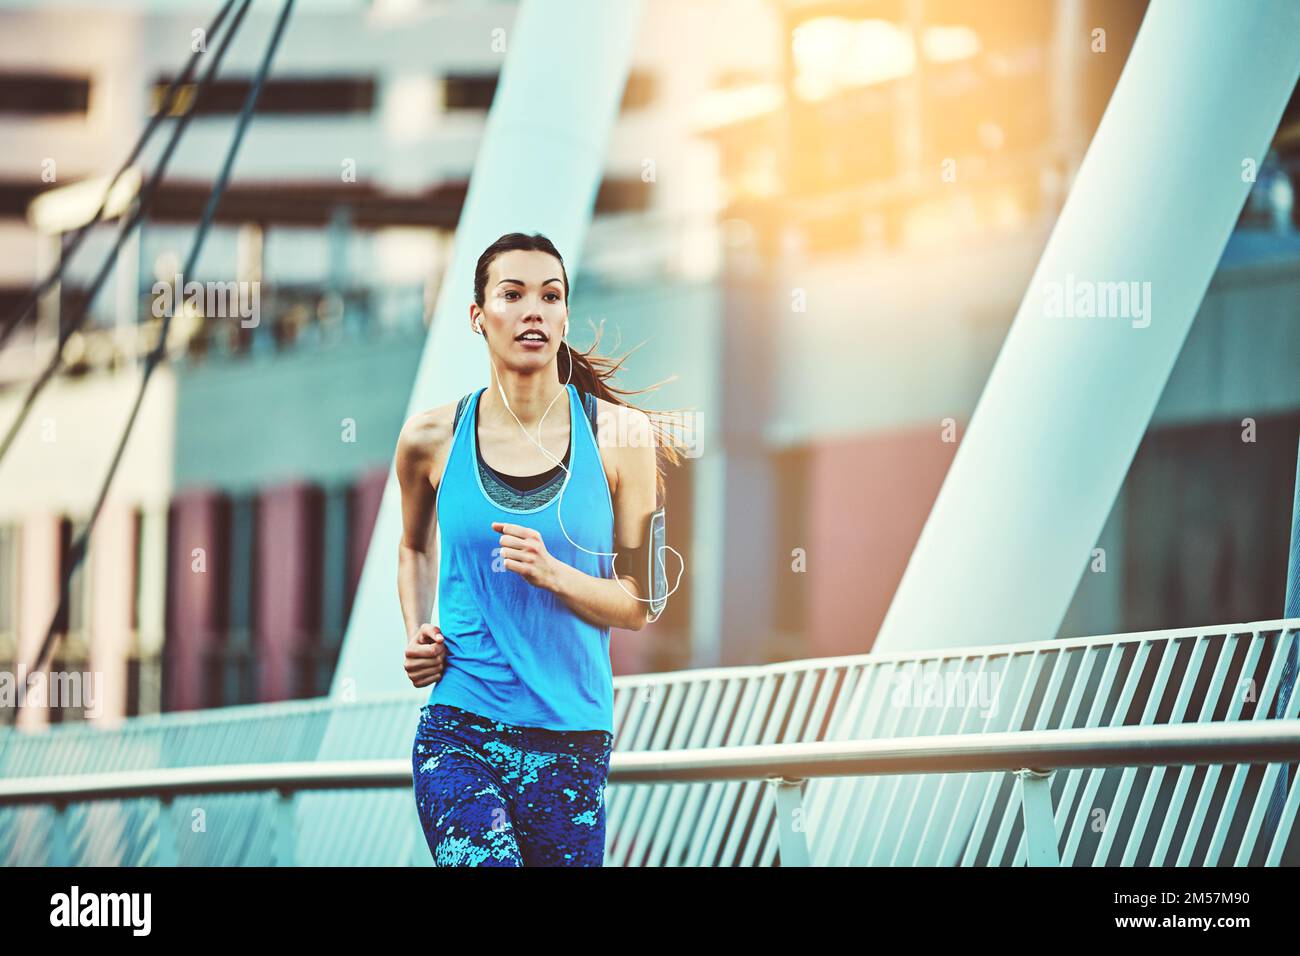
[477,314,684,610]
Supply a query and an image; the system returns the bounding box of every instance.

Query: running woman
[396,232,684,866]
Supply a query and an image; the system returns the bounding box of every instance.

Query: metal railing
[3,617,1300,866]
[2,720,1298,866]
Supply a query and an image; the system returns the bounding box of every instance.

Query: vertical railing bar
[1121,634,1209,865]
[798,664,850,863]
[820,661,869,741]
[1151,631,1237,864]
[1234,631,1300,865]
[694,675,772,866]
[664,680,730,867]
[679,678,745,867]
[610,680,637,747]
[717,671,785,868]
[153,794,178,867]
[614,673,662,767]
[1265,746,1300,866]
[641,680,707,867]
[1061,640,1153,865]
[959,650,1043,866]
[846,659,917,864]
[803,661,843,743]
[689,675,761,867]
[865,656,944,865]
[48,801,72,867]
[770,777,810,867]
[614,677,688,866]
[1017,769,1061,866]
[1091,634,1181,865]
[1011,643,1100,865]
[273,788,296,866]
[623,680,690,867]
[933,653,1005,863]
[809,662,880,865]
[1176,630,1267,865]
[738,671,806,868]
[815,660,892,865]
[612,672,678,866]
[886,655,965,865]
[1204,628,1295,865]
[904,653,993,865]
[986,648,1068,865]
[757,668,822,867]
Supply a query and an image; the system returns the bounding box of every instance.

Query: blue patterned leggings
[412,703,614,866]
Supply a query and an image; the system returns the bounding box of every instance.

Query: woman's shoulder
[396,399,461,473]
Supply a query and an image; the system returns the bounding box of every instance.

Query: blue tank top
[429,382,616,732]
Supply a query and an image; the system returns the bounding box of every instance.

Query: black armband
[613,506,668,621]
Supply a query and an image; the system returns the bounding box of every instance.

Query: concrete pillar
[88,499,135,727]
[868,0,1300,866]
[135,502,169,716]
[15,513,60,730]
[875,0,1300,655]
[255,481,323,702]
[166,490,227,712]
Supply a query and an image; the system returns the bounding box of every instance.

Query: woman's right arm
[396,406,454,688]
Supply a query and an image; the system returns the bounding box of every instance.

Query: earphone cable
[482,323,685,611]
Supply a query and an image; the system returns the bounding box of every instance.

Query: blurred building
[0,0,1297,728]
[699,0,1300,665]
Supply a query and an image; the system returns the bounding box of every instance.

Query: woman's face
[474,249,567,368]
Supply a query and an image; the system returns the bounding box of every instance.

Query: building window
[621,71,656,110]
[439,70,654,113]
[595,179,654,215]
[318,484,350,696]
[442,73,497,111]
[126,507,164,717]
[772,447,811,660]
[0,72,90,116]
[149,76,376,116]
[50,518,91,723]
[216,494,257,708]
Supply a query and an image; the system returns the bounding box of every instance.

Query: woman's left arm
[493,405,657,632]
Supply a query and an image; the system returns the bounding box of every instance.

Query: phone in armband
[647,505,668,622]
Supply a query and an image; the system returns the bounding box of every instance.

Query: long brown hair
[473,232,690,503]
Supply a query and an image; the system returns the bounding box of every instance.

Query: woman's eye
[501,290,559,302]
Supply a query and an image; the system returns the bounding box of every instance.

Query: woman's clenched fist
[405,623,447,688]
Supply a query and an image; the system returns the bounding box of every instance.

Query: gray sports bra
[444,387,599,510]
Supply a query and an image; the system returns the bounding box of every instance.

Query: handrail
[4,720,1299,806]
[3,618,1295,734]
[6,617,1300,865]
